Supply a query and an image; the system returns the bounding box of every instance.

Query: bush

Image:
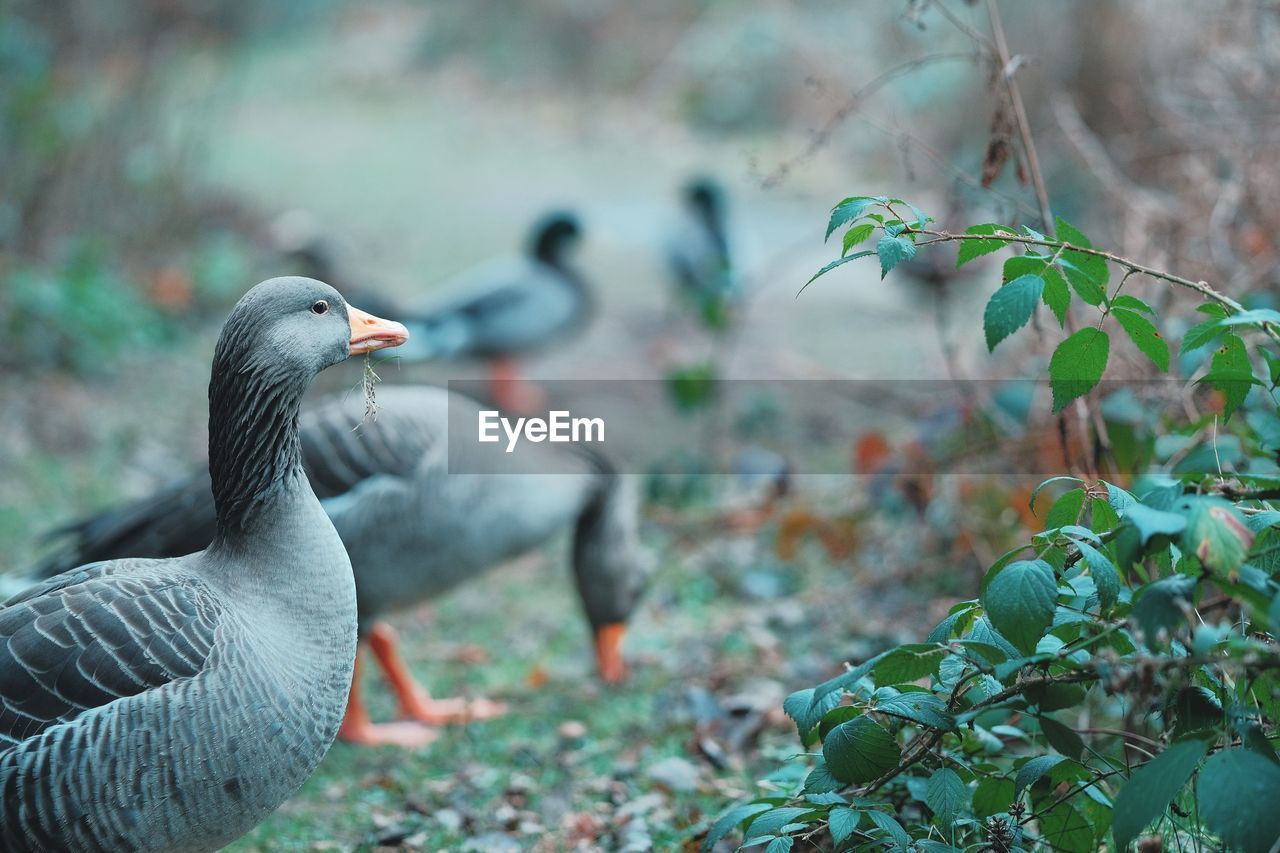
[703,199,1280,852]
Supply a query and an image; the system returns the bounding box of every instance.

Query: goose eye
[311,300,329,315]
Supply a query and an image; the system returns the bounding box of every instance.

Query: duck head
[528,211,582,265]
[683,177,725,219]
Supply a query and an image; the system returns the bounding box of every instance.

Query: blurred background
[2,1,1278,849]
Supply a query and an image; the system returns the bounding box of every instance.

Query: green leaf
[872,644,949,684]
[982,560,1058,655]
[1049,328,1110,412]
[747,807,814,840]
[1181,317,1229,354]
[888,198,928,230]
[701,802,773,852]
[1039,801,1095,853]
[1029,476,1083,514]
[1056,217,1110,294]
[1197,749,1280,853]
[1123,503,1187,544]
[804,250,875,289]
[1003,253,1049,281]
[876,692,957,731]
[926,768,967,826]
[1181,496,1255,575]
[1217,307,1280,330]
[1114,307,1170,371]
[803,764,841,794]
[1111,294,1155,314]
[764,836,794,853]
[1169,686,1223,736]
[1044,487,1086,531]
[1131,574,1197,645]
[1042,266,1070,326]
[865,810,910,848]
[828,807,861,846]
[983,274,1045,351]
[784,687,841,738]
[972,776,1015,819]
[1039,715,1085,760]
[823,717,901,784]
[826,196,883,239]
[876,235,916,279]
[1074,540,1120,612]
[1015,754,1067,799]
[842,222,876,255]
[1206,334,1254,418]
[957,223,1014,266]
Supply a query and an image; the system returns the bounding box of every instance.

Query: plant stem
[985,0,1054,234]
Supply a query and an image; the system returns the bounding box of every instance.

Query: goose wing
[0,559,223,748]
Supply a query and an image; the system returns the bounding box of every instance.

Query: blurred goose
[0,278,407,850]
[33,385,650,747]
[286,212,590,413]
[666,177,741,330]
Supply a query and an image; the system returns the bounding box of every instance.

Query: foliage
[702,198,1280,852]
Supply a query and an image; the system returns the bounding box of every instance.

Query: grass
[225,529,904,851]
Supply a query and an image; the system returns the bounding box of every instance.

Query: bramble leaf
[1112,738,1207,851]
[842,222,876,255]
[826,196,884,239]
[926,768,967,826]
[1113,307,1170,371]
[877,235,916,279]
[982,560,1057,655]
[1182,496,1255,575]
[1197,749,1280,853]
[957,223,1015,267]
[984,274,1044,351]
[823,717,900,784]
[1049,328,1109,411]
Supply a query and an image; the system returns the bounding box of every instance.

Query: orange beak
[594,622,628,685]
[348,304,409,356]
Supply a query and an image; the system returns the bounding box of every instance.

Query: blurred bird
[30,384,651,747]
[666,177,741,331]
[283,212,591,413]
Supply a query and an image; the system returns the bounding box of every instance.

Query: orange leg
[337,648,440,747]
[367,622,507,725]
[490,358,545,415]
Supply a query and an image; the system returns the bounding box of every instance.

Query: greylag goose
[666,177,741,330]
[0,277,407,850]
[31,385,650,747]
[288,212,590,413]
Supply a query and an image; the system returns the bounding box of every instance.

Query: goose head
[215,277,409,378]
[528,211,582,265]
[207,278,409,527]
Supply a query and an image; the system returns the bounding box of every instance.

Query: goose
[0,278,408,850]
[666,177,741,330]
[31,385,651,747]
[286,212,590,413]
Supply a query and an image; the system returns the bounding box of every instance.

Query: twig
[907,228,1280,346]
[985,0,1053,233]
